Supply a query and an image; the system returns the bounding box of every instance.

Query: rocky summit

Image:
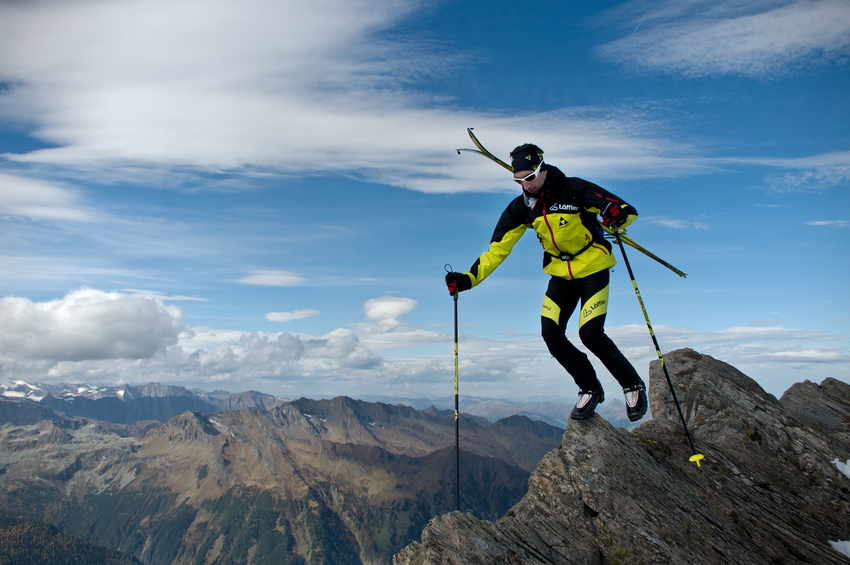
[394,349,850,565]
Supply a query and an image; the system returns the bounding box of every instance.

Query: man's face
[514,168,546,195]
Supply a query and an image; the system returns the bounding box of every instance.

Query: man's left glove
[445,272,472,296]
[601,201,627,228]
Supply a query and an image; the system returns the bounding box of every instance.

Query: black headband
[510,150,543,173]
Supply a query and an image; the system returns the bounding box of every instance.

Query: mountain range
[0,391,563,564]
[0,380,294,436]
[4,349,843,564]
[0,378,640,433]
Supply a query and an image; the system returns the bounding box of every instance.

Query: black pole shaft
[453,291,460,511]
[614,232,699,456]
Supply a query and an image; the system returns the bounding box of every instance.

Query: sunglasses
[513,160,544,184]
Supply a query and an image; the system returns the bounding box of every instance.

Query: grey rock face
[394,348,850,565]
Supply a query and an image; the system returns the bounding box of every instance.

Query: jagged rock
[394,348,850,565]
[781,379,850,434]
[145,411,222,443]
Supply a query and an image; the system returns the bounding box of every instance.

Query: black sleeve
[567,178,637,217]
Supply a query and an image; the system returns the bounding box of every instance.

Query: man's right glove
[445,272,472,296]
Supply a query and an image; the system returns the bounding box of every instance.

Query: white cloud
[760,151,850,192]
[363,296,418,332]
[598,0,850,78]
[0,0,720,193]
[697,150,850,192]
[1,288,847,400]
[266,309,321,323]
[611,324,850,398]
[641,216,709,229]
[0,173,93,221]
[123,289,211,301]
[235,270,308,286]
[0,287,184,361]
[303,328,379,368]
[806,220,847,227]
[363,296,418,320]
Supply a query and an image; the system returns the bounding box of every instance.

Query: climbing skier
[445,143,648,421]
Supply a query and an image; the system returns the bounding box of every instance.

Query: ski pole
[612,231,704,468]
[445,264,461,510]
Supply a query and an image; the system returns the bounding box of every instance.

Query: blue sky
[0,0,848,403]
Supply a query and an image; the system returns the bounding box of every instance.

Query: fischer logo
[549,203,578,212]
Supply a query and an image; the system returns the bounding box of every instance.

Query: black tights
[540,270,641,392]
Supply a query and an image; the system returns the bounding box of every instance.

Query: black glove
[601,201,627,228]
[445,272,471,296]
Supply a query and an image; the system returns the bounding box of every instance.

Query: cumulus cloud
[265,309,321,323]
[235,270,308,286]
[598,0,850,78]
[0,287,184,361]
[0,290,423,394]
[303,329,380,368]
[1,288,846,400]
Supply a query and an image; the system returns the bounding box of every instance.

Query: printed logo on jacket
[549,203,578,212]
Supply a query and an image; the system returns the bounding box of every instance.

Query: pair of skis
[455,128,703,468]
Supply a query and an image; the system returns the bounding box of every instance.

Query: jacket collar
[522,164,561,208]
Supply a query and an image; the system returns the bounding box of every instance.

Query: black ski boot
[624,379,647,422]
[571,385,605,420]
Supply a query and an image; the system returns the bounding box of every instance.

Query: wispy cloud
[0,0,724,193]
[265,309,321,323]
[806,220,848,227]
[759,151,850,192]
[699,150,850,192]
[641,216,709,229]
[598,0,850,78]
[235,270,308,287]
[747,319,792,326]
[0,173,94,221]
[0,0,847,198]
[123,289,210,301]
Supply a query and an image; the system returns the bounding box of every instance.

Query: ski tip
[689,453,705,467]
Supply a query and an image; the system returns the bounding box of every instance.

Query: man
[445,143,647,421]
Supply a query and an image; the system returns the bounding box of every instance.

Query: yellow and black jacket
[467,165,637,285]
